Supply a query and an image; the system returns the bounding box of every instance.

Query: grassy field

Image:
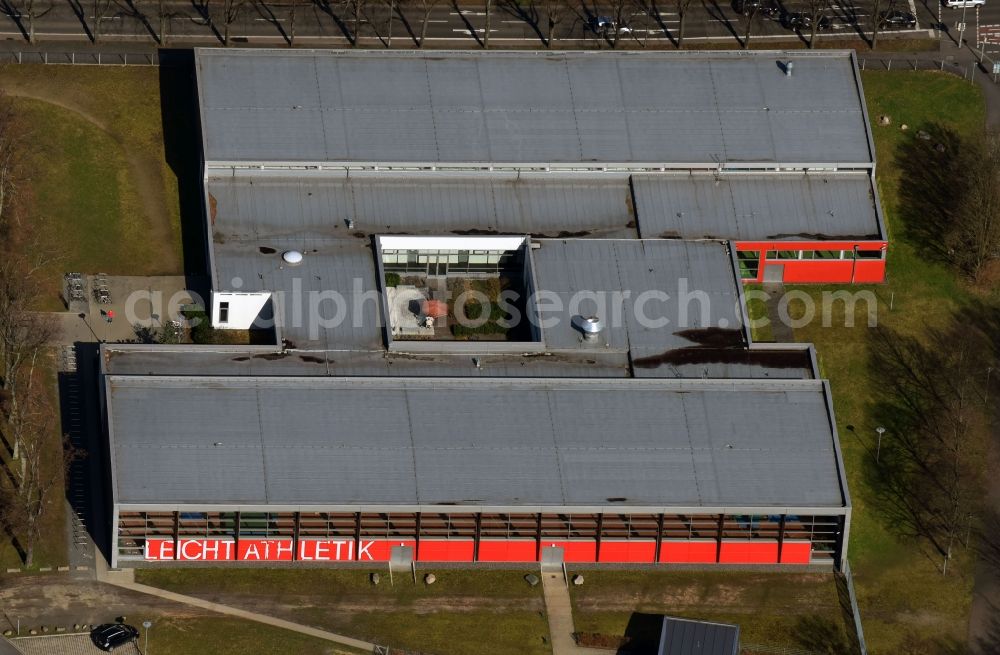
[780,71,993,653]
[130,616,364,655]
[570,570,854,652]
[0,66,185,309]
[136,568,551,655]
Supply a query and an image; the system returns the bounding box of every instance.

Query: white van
[943,0,985,8]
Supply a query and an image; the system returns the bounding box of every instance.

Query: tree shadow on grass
[791,613,856,654]
[893,123,969,264]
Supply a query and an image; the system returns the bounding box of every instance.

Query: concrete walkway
[96,566,375,653]
[541,572,610,655]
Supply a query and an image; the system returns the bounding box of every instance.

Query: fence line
[842,561,868,655]
[3,50,158,66]
[858,55,999,84]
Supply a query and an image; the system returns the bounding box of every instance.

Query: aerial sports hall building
[100,49,879,570]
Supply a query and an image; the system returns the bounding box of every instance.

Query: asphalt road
[0,0,930,48]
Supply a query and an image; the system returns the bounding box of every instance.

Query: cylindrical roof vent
[282,250,304,266]
[785,61,794,77]
[573,315,604,341]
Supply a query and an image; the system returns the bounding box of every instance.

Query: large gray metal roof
[632,172,882,241]
[195,49,873,167]
[108,376,847,509]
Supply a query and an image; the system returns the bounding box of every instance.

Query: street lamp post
[142,620,152,654]
[875,426,886,463]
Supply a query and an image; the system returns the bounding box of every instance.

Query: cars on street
[780,11,832,30]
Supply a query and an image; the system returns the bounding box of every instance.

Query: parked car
[90,624,139,652]
[733,0,780,17]
[780,11,811,29]
[879,9,917,28]
[780,11,832,30]
[943,0,985,7]
[588,15,616,32]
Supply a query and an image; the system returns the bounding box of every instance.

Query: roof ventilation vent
[573,315,604,341]
[785,61,794,77]
[282,250,304,266]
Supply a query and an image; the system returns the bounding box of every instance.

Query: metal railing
[859,54,999,84]
[1,50,158,66]
[842,561,869,655]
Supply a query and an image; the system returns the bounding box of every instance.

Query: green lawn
[780,71,994,653]
[569,570,854,653]
[0,66,184,309]
[136,568,551,655]
[142,617,363,655]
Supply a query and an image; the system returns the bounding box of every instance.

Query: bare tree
[869,0,884,49]
[403,0,443,46]
[541,0,567,46]
[2,0,53,44]
[869,322,994,575]
[483,0,492,48]
[286,0,304,45]
[674,0,693,46]
[0,371,69,568]
[91,0,116,41]
[0,93,24,238]
[365,0,395,45]
[342,0,368,44]
[945,134,1000,280]
[0,257,53,427]
[804,0,827,48]
[221,0,249,44]
[740,1,762,48]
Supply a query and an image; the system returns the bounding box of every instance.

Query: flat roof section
[207,171,637,241]
[196,49,873,167]
[107,376,848,510]
[530,239,746,363]
[632,172,883,242]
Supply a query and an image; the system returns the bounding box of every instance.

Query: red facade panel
[542,540,598,563]
[597,540,657,563]
[237,538,294,561]
[144,537,175,561]
[298,538,357,561]
[417,539,475,562]
[477,539,538,562]
[359,538,417,561]
[176,538,235,561]
[659,539,718,564]
[779,540,812,564]
[719,540,779,564]
[735,241,887,284]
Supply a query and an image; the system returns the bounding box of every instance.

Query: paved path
[541,572,609,655]
[96,567,375,653]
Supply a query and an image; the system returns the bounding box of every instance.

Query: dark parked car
[733,0,780,17]
[780,11,832,30]
[588,15,615,32]
[879,9,917,28]
[90,624,139,651]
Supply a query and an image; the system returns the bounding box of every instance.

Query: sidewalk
[541,572,611,655]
